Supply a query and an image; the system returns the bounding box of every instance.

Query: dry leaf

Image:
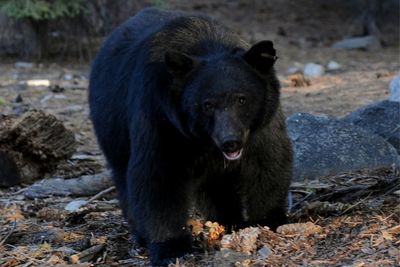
[205,221,225,242]
[221,227,260,255]
[70,254,80,264]
[288,73,311,87]
[188,219,204,235]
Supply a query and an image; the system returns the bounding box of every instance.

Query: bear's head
[164,41,280,161]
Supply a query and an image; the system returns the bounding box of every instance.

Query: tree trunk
[29,19,49,59]
[0,111,76,187]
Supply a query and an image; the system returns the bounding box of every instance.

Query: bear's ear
[244,40,278,73]
[164,50,197,78]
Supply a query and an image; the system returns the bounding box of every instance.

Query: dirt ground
[0,1,399,266]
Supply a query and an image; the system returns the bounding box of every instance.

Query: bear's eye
[203,101,214,113]
[237,96,246,105]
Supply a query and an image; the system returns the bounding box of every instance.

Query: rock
[389,76,400,102]
[65,200,88,212]
[287,66,301,75]
[340,100,400,153]
[14,94,23,103]
[63,73,73,81]
[15,62,34,69]
[257,246,271,259]
[287,113,399,181]
[303,63,325,77]
[327,61,341,71]
[27,79,51,87]
[59,105,84,115]
[332,35,381,50]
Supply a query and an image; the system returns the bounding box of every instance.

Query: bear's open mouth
[222,149,243,161]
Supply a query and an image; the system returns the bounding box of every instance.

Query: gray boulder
[340,100,400,153]
[287,113,399,181]
[389,76,400,102]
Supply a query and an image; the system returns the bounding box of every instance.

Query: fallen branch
[86,186,116,204]
[70,244,106,263]
[23,171,112,199]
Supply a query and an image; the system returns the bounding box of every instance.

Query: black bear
[89,7,292,266]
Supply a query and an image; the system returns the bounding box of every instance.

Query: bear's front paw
[148,235,192,266]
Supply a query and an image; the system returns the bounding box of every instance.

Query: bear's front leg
[127,159,192,266]
[241,166,291,231]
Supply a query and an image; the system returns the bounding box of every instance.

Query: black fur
[89,8,292,266]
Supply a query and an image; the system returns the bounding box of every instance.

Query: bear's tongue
[223,149,243,161]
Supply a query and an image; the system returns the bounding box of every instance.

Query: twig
[10,187,28,195]
[86,186,116,204]
[21,261,33,267]
[0,220,17,246]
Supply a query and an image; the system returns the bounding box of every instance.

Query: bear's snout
[222,138,242,153]
[221,138,243,161]
[211,110,247,160]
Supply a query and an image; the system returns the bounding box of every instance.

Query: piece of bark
[0,110,76,186]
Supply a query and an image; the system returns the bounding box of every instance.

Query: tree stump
[0,110,76,187]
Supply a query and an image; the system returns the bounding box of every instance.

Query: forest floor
[0,0,399,266]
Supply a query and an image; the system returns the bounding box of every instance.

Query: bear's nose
[222,139,242,153]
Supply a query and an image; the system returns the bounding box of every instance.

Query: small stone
[303,63,325,77]
[286,62,303,74]
[257,246,271,259]
[65,200,87,212]
[389,76,400,102]
[287,66,301,74]
[14,94,23,103]
[327,61,341,70]
[50,84,65,93]
[15,62,34,69]
[332,35,381,50]
[64,74,73,81]
[54,94,67,99]
[60,105,84,114]
[40,94,53,104]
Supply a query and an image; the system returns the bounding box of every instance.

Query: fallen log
[23,171,112,199]
[0,110,76,186]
